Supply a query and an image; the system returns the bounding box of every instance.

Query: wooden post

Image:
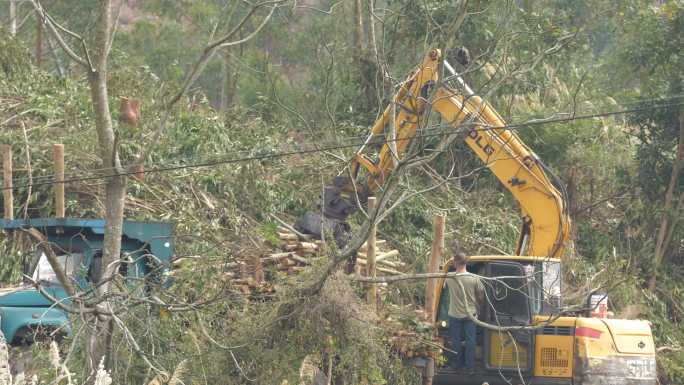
[425,213,445,322]
[53,144,65,218]
[366,197,377,308]
[2,145,13,220]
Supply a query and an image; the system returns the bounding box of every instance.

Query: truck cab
[0,218,174,344]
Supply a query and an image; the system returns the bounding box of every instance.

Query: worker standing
[445,248,485,371]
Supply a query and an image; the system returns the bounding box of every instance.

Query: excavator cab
[434,257,562,384]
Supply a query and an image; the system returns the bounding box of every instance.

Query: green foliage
[220,271,419,385]
[0,237,27,284]
[611,2,684,200]
[0,30,32,80]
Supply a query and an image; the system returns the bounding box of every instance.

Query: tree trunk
[351,0,365,69]
[351,0,379,111]
[9,0,16,37]
[36,11,44,68]
[441,0,469,54]
[85,0,124,377]
[86,315,115,376]
[220,51,236,111]
[655,114,684,265]
[363,0,380,110]
[46,34,66,77]
[653,112,684,279]
[366,0,377,59]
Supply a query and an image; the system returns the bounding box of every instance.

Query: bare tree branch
[21,227,78,297]
[131,0,286,169]
[30,0,90,69]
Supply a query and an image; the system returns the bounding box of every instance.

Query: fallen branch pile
[381,305,442,360]
[173,221,443,364]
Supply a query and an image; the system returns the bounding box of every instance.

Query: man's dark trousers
[448,316,476,369]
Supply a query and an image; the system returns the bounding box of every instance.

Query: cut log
[290,255,310,265]
[216,261,243,270]
[284,244,298,251]
[297,242,318,251]
[360,239,386,251]
[263,252,297,262]
[278,232,298,241]
[355,259,401,275]
[357,257,401,269]
[376,266,401,275]
[281,258,296,267]
[376,250,400,262]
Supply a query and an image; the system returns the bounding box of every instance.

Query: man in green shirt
[445,250,485,370]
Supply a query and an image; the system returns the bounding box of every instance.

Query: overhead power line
[2,100,683,192]
[6,92,684,186]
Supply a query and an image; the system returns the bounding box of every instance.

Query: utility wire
[5,92,684,186]
[2,99,683,192]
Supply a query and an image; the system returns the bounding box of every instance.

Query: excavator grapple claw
[294,211,351,248]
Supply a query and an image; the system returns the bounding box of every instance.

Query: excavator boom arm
[431,86,570,257]
[296,49,571,258]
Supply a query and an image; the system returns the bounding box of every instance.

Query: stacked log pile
[271,226,406,277]
[172,225,408,296]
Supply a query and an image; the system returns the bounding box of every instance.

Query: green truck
[0,218,174,344]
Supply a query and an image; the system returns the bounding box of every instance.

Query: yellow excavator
[295,49,656,385]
